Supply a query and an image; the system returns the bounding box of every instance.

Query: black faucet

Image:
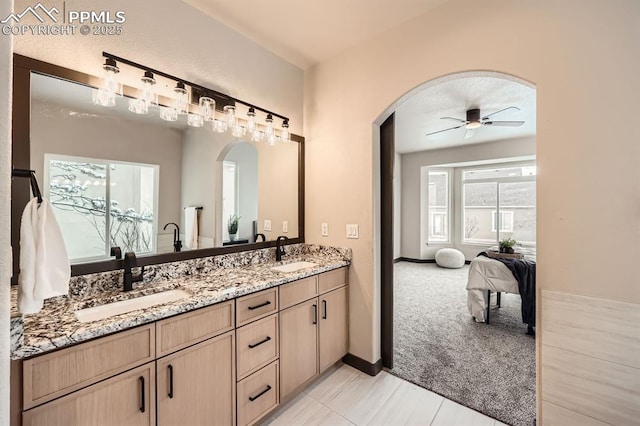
[254,233,266,243]
[123,252,144,292]
[276,236,288,261]
[163,222,182,252]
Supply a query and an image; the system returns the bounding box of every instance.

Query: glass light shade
[265,113,274,138]
[159,106,178,122]
[231,123,246,138]
[281,119,290,142]
[92,88,116,107]
[199,97,215,121]
[251,129,264,142]
[128,98,148,115]
[466,121,482,129]
[266,133,278,146]
[138,71,158,107]
[224,105,237,127]
[173,82,189,115]
[212,118,228,133]
[246,107,257,132]
[187,113,204,127]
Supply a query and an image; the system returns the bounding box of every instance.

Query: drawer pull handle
[168,364,174,399]
[322,300,327,319]
[249,385,272,402]
[312,304,318,324]
[139,376,145,413]
[248,336,272,349]
[248,300,271,310]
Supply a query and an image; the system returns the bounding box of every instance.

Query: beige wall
[0,0,12,422]
[401,137,536,260]
[304,0,640,421]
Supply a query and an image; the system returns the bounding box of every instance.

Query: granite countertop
[10,245,351,360]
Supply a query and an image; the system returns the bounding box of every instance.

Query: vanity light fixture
[173,82,189,115]
[281,119,290,142]
[199,97,215,122]
[92,57,122,107]
[138,71,158,107]
[187,113,204,127]
[159,106,178,122]
[94,52,293,145]
[246,107,257,132]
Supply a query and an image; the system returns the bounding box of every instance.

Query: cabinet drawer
[23,324,155,409]
[156,301,234,357]
[236,288,278,327]
[237,315,278,380]
[318,267,347,294]
[23,362,155,426]
[237,361,279,426]
[279,276,317,309]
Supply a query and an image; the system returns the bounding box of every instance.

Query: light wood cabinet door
[23,363,154,426]
[279,298,318,398]
[157,331,235,426]
[319,286,349,372]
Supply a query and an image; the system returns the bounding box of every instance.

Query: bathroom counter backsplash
[10,244,351,360]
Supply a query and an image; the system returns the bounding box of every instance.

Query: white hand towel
[184,207,199,250]
[18,198,70,314]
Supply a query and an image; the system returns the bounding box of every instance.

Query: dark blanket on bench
[478,251,536,328]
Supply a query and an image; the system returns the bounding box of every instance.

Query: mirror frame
[11,53,305,281]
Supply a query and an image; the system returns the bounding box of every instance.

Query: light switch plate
[321,223,329,237]
[346,224,359,239]
[264,220,271,231]
[282,221,288,233]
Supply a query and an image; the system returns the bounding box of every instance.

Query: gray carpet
[390,262,535,426]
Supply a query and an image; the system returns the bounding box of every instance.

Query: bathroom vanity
[10,245,351,426]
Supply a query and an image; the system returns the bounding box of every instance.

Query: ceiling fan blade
[481,106,521,120]
[464,128,475,139]
[425,124,464,136]
[483,120,525,127]
[440,116,466,123]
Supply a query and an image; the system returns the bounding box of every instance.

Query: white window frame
[425,168,452,244]
[461,161,536,247]
[492,210,514,232]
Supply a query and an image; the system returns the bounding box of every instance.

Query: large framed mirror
[11,54,304,281]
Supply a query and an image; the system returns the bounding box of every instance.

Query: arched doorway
[377,70,537,425]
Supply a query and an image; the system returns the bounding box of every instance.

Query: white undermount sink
[75,289,190,323]
[271,261,318,273]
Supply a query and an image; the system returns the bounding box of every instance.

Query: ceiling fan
[425,106,524,139]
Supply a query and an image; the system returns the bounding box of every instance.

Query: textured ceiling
[395,75,536,153]
[182,0,450,69]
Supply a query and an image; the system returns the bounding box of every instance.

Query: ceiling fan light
[466,121,482,130]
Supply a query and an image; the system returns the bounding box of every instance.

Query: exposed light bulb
[246,107,256,132]
[199,97,215,122]
[173,82,189,115]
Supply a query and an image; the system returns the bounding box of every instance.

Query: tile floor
[263,364,508,426]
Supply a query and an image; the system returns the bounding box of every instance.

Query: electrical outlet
[321,223,329,237]
[346,224,359,239]
[282,221,288,233]
[264,220,271,232]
